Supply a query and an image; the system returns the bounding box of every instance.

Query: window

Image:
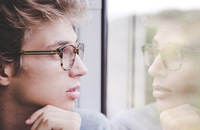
[107,0,200,118]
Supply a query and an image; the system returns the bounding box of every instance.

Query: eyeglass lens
[62,44,84,70]
[142,45,182,71]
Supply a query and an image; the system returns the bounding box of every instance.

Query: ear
[0,65,13,86]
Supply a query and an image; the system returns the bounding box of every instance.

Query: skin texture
[149,24,200,130]
[159,104,200,130]
[26,105,82,130]
[0,18,88,130]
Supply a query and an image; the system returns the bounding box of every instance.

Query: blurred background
[76,0,200,119]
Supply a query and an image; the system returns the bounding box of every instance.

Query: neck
[0,88,40,130]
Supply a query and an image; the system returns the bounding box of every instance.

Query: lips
[66,86,80,99]
[153,85,172,99]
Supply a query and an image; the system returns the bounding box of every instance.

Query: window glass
[107,0,200,119]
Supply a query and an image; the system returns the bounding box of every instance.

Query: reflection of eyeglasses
[19,43,84,71]
[141,44,200,71]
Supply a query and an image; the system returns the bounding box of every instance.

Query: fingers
[160,104,199,119]
[26,105,81,130]
[25,107,44,125]
[32,119,81,130]
[160,104,200,130]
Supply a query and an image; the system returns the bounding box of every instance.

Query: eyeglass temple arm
[19,50,58,55]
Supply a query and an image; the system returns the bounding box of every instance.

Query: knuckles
[33,105,81,130]
[160,104,200,130]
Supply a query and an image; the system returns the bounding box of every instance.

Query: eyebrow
[45,41,70,50]
[152,41,192,51]
[46,37,78,49]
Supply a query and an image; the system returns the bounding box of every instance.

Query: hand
[25,105,81,130]
[160,104,200,130]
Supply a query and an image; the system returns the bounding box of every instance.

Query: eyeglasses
[19,43,84,71]
[141,44,200,71]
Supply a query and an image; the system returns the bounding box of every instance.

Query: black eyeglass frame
[19,43,84,71]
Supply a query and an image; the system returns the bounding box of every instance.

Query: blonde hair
[0,0,88,75]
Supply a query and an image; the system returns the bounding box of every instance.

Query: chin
[156,99,187,113]
[156,100,174,113]
[49,100,75,112]
[62,101,76,111]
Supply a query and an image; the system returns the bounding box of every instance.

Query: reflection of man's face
[148,24,200,112]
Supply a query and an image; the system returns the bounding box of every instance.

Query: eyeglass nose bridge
[144,48,169,71]
[147,48,164,67]
[151,53,166,70]
[74,48,79,55]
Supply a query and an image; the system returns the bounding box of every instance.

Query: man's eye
[48,54,60,60]
[63,46,73,55]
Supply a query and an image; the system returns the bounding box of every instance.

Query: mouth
[153,85,172,99]
[66,86,80,99]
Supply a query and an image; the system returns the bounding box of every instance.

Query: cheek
[171,68,200,99]
[21,55,61,72]
[12,70,73,108]
[12,57,71,106]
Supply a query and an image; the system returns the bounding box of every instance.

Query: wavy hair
[0,0,88,75]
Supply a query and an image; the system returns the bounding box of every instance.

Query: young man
[111,10,200,130]
[0,0,110,129]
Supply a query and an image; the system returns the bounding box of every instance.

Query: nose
[69,56,88,77]
[148,54,167,77]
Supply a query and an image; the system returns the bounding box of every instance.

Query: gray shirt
[75,109,111,130]
[111,103,162,130]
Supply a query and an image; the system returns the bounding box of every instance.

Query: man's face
[148,25,200,112]
[9,19,88,111]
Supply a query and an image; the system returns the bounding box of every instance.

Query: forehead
[22,18,77,50]
[153,23,200,50]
